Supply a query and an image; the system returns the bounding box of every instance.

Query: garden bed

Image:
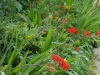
[0,0,100,75]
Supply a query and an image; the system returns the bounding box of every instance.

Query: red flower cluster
[59,5,64,9]
[51,53,70,71]
[62,18,65,24]
[74,46,78,52]
[66,27,78,35]
[83,30,91,37]
[95,30,99,36]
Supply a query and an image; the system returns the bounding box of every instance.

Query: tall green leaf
[43,28,52,51]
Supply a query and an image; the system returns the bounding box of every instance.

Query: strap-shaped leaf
[67,57,79,63]
[37,12,41,26]
[34,66,47,75]
[43,28,52,51]
[71,65,85,75]
[12,51,31,73]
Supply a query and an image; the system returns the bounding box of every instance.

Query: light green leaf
[0,71,5,75]
[15,1,23,12]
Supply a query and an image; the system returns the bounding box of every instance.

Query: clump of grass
[86,58,97,75]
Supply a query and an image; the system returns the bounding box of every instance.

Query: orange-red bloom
[66,27,78,35]
[53,16,58,20]
[96,5,98,9]
[95,30,99,36]
[36,0,40,3]
[74,46,78,52]
[62,18,65,24]
[30,4,33,7]
[59,5,64,9]
[41,14,46,18]
[83,30,91,37]
[51,53,70,71]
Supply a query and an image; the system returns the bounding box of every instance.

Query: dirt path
[93,47,100,75]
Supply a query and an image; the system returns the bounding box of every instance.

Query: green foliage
[0,0,100,75]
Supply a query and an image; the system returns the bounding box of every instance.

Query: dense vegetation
[0,0,100,75]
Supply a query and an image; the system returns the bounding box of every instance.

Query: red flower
[74,46,78,52]
[36,0,40,3]
[83,30,91,37]
[59,5,64,9]
[51,53,70,71]
[95,30,99,36]
[51,53,61,62]
[30,4,33,7]
[96,5,98,9]
[53,16,58,20]
[66,27,78,35]
[61,60,70,70]
[62,18,65,24]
